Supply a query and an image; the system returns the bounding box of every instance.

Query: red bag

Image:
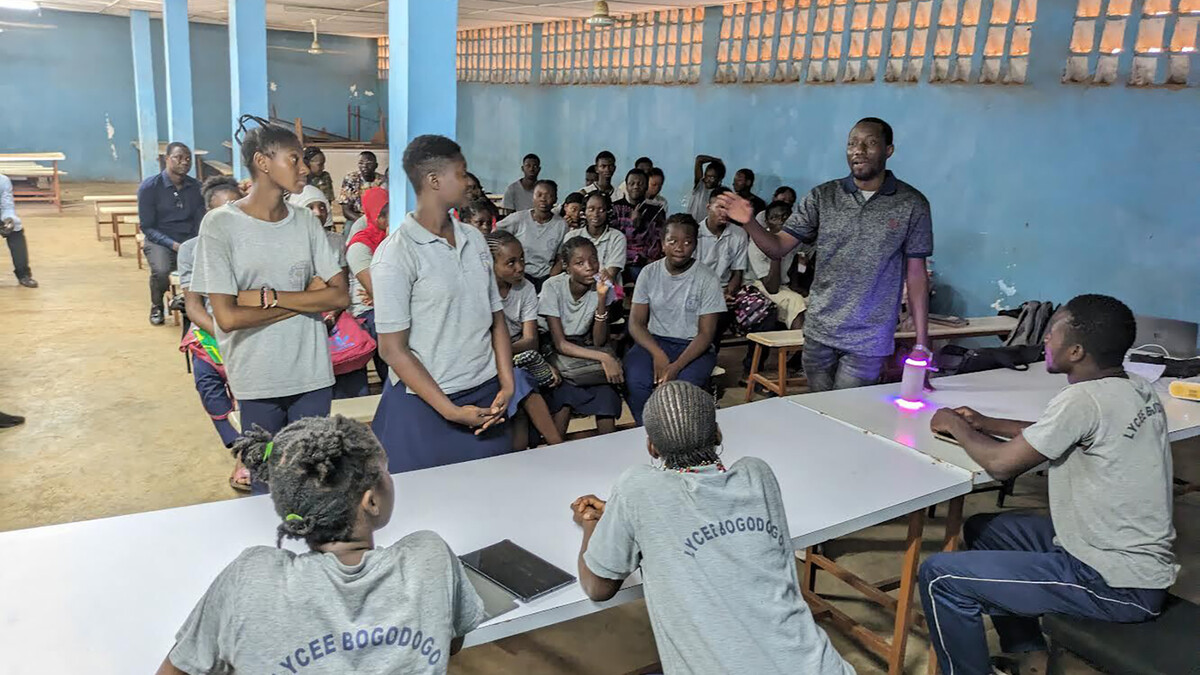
[329,312,377,375]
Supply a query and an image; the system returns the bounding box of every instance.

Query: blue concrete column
[228,0,269,181]
[130,10,159,180]
[163,0,195,149]
[388,0,459,220]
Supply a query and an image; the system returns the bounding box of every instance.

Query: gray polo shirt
[696,220,749,285]
[783,172,933,357]
[168,531,485,675]
[570,226,627,274]
[538,273,615,338]
[501,278,540,340]
[686,181,713,223]
[496,210,569,278]
[371,214,502,395]
[1022,375,1177,589]
[585,457,854,675]
[346,241,374,318]
[190,203,343,400]
[632,259,726,340]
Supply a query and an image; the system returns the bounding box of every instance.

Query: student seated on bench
[155,416,484,675]
[922,294,1177,675]
[571,381,853,675]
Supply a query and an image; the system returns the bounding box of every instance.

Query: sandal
[229,464,252,492]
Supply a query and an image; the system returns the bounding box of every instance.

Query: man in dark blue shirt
[138,142,204,325]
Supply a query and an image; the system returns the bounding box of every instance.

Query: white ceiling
[28,1,719,37]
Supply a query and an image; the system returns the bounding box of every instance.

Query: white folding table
[0,399,971,675]
[788,366,1200,485]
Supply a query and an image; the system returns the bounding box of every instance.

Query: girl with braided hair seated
[156,415,485,675]
[570,381,853,675]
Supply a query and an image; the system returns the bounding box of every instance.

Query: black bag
[1004,301,1056,347]
[937,344,1045,376]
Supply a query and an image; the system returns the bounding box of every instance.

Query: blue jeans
[800,338,886,392]
[919,513,1166,675]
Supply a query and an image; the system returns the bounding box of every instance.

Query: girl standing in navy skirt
[487,230,564,450]
[190,116,349,493]
[369,135,515,473]
[539,238,624,436]
[624,214,726,425]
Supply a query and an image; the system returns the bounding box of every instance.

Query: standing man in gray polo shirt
[720,117,932,391]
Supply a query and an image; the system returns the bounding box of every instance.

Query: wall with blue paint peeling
[457,2,1200,325]
[0,9,380,182]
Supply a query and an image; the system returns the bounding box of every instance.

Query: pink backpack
[329,312,377,375]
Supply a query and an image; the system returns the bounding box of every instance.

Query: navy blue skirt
[372,376,513,473]
[509,367,538,417]
[546,381,623,418]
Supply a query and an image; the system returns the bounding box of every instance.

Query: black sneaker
[17,276,37,288]
[0,411,25,428]
[149,306,165,326]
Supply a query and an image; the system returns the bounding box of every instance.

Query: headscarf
[348,187,389,254]
[288,185,332,229]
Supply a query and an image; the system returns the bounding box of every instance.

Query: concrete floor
[1,182,1196,675]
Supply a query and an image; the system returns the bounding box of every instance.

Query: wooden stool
[330,394,383,424]
[744,329,806,401]
[134,233,145,270]
[112,215,140,258]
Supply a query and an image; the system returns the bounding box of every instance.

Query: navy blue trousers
[240,386,333,494]
[191,355,239,448]
[919,513,1166,675]
[624,335,716,426]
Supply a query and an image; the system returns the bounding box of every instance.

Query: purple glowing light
[905,358,930,367]
[894,398,926,411]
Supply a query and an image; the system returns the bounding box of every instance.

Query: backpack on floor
[1004,300,1056,347]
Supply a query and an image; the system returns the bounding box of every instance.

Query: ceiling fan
[268,19,347,55]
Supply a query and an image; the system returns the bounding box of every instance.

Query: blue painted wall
[457,3,1200,325]
[0,8,380,181]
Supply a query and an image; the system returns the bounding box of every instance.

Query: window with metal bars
[539,8,704,85]
[1065,0,1198,86]
[457,25,533,84]
[377,37,389,80]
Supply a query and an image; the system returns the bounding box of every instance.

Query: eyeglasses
[173,190,183,210]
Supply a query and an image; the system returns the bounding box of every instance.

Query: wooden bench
[1043,594,1199,675]
[105,206,140,258]
[0,153,67,212]
[229,395,382,432]
[84,195,137,241]
[204,160,233,177]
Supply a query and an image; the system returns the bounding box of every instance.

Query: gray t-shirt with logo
[168,530,486,675]
[1022,375,1177,589]
[783,172,933,357]
[501,278,540,340]
[502,180,534,212]
[190,203,343,400]
[584,457,854,675]
[537,273,615,338]
[632,259,727,341]
[496,210,568,278]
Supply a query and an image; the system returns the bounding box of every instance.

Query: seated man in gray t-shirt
[921,294,1177,675]
[571,381,853,675]
[157,416,485,675]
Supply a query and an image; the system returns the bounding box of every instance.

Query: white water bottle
[899,347,929,404]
